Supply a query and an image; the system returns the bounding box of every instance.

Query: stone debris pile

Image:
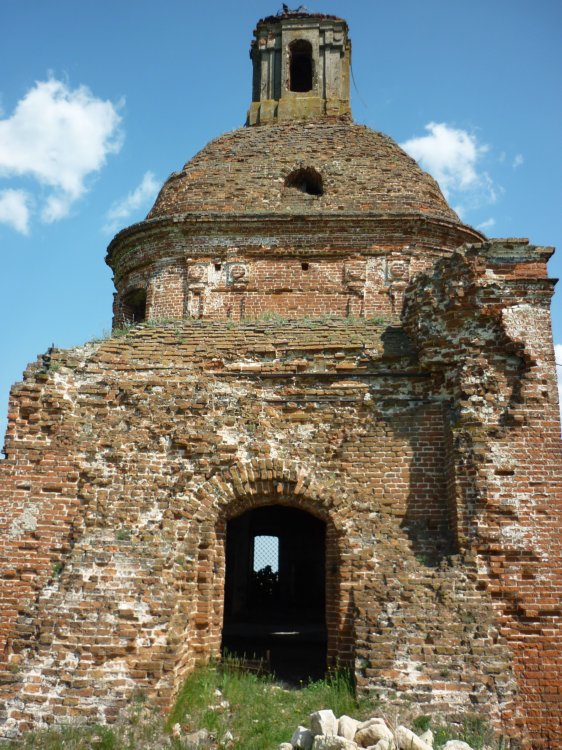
[279,709,478,750]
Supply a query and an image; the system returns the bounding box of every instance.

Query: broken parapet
[403,238,562,748]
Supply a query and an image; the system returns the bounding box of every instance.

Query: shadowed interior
[222,505,326,682]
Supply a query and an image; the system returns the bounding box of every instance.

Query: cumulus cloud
[0,189,32,234]
[401,122,498,216]
[512,153,524,169]
[103,171,160,234]
[0,78,122,231]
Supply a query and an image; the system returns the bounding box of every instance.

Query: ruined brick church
[1,10,561,748]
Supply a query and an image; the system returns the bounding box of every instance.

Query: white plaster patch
[500,524,526,545]
[291,423,316,441]
[502,304,548,361]
[8,504,39,538]
[140,504,164,524]
[216,426,240,445]
[118,599,152,624]
[397,659,424,685]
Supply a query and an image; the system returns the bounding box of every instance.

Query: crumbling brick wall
[404,240,562,748]
[0,316,525,743]
[1,238,561,748]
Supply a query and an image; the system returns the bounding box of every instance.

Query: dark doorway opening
[289,40,313,92]
[222,505,326,683]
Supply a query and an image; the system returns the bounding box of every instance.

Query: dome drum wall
[107,120,484,327]
[108,214,483,327]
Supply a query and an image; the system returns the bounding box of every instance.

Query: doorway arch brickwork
[165,459,354,699]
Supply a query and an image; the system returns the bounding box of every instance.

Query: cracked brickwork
[1,11,561,750]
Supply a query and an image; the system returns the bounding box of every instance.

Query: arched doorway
[221,505,326,682]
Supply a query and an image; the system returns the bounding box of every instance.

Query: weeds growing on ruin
[168,658,366,749]
[4,661,502,750]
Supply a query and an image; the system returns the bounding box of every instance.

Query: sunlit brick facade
[1,11,561,748]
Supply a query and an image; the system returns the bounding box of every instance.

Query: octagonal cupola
[247,9,351,125]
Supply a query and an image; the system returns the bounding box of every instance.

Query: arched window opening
[121,288,147,324]
[285,167,324,196]
[222,505,326,683]
[289,39,313,92]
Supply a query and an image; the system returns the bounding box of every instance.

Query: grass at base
[5,660,501,750]
[168,662,365,750]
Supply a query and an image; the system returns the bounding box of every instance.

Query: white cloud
[401,122,498,216]
[513,153,524,169]
[103,171,160,234]
[477,217,496,232]
[0,78,122,229]
[0,189,32,234]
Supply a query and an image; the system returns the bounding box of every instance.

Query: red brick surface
[0,14,560,746]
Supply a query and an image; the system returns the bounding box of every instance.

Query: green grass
[5,661,502,750]
[168,660,367,750]
[4,664,365,750]
[432,714,500,750]
[5,724,118,750]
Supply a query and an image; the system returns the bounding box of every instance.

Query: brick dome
[107,12,485,328]
[146,120,459,224]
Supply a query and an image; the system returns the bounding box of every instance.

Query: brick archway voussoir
[196,458,344,529]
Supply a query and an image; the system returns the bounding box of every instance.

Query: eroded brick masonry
[1,10,561,749]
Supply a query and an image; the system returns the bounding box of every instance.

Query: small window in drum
[121,288,146,324]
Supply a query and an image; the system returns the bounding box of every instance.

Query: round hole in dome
[285,167,324,197]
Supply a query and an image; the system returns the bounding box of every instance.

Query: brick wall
[109,216,482,328]
[404,240,562,748]
[1,239,560,748]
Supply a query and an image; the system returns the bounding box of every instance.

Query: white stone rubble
[280,709,479,750]
[395,725,432,750]
[419,729,434,747]
[292,725,315,749]
[369,740,394,750]
[338,715,360,740]
[310,709,339,736]
[312,736,358,749]
[355,717,394,746]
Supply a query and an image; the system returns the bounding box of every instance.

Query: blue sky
[1,0,561,443]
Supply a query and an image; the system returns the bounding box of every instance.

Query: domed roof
[147,120,459,224]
